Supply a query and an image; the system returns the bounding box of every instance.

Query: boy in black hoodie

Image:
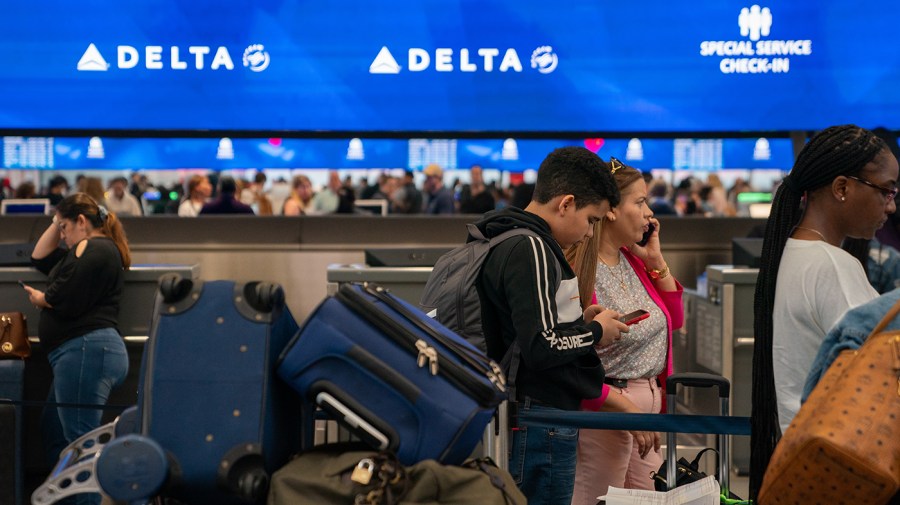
[476,147,629,504]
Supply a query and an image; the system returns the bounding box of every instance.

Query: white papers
[598,475,720,505]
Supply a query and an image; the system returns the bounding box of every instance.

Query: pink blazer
[582,247,684,411]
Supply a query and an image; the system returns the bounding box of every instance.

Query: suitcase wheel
[96,435,168,502]
[218,444,269,503]
[243,282,284,313]
[159,274,194,304]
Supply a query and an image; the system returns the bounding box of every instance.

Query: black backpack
[420,224,558,352]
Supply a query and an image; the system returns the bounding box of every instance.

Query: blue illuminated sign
[2,1,897,133]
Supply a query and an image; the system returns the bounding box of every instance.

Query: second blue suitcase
[277,282,507,465]
[136,276,303,504]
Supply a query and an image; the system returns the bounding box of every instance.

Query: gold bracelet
[646,265,669,280]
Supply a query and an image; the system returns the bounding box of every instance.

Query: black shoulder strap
[465,223,538,248]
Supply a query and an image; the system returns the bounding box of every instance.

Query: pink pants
[571,378,663,505]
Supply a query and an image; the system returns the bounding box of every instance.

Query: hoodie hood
[471,207,570,270]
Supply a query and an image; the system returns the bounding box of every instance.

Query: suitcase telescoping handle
[664,372,731,498]
[666,372,730,401]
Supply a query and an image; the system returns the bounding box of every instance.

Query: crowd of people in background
[0,162,765,218]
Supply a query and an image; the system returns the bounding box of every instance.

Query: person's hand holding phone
[20,281,49,309]
[583,303,604,323]
[592,309,628,347]
[631,217,671,281]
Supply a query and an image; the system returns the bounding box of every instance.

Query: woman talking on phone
[23,193,131,505]
[567,158,684,503]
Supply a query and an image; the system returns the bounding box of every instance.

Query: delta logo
[368,45,558,74]
[76,43,270,72]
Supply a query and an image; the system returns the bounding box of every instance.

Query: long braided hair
[750,125,887,498]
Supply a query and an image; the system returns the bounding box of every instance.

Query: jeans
[509,400,579,505]
[42,328,129,505]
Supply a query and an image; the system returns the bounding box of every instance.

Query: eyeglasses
[846,175,899,202]
[609,157,625,174]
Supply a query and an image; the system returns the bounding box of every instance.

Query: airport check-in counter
[0,264,199,488]
[326,264,433,304]
[681,265,757,475]
[326,246,452,303]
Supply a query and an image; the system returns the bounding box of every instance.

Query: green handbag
[268,443,526,505]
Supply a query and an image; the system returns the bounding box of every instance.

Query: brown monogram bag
[0,312,30,359]
[758,300,900,504]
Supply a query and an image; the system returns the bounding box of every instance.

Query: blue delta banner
[0,1,897,133]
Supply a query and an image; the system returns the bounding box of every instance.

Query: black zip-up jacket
[474,207,606,410]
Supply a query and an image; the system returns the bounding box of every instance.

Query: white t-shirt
[772,239,877,432]
[106,193,143,216]
[177,199,204,217]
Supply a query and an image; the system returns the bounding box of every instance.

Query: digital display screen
[4,136,795,171]
[0,199,50,215]
[0,1,897,133]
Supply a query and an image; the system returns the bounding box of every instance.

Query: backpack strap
[501,341,521,424]
[466,223,538,246]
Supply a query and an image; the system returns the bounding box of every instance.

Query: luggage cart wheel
[96,435,168,503]
[159,274,194,304]
[244,282,284,313]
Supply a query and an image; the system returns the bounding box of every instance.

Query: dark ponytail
[56,192,132,270]
[750,125,887,498]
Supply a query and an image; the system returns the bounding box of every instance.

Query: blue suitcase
[277,282,507,465]
[39,275,307,505]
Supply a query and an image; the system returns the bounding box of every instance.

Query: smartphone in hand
[637,223,656,247]
[618,309,649,325]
